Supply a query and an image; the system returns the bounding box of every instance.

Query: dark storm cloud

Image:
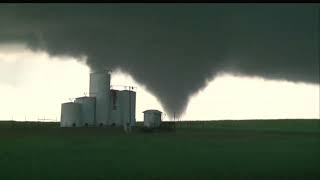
[0,4,318,117]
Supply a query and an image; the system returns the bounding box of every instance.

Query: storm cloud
[0,4,318,117]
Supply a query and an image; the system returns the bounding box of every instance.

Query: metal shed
[143,109,162,128]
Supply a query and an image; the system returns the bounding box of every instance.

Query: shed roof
[143,109,162,114]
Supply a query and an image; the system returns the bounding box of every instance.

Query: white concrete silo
[89,70,110,126]
[143,110,162,128]
[119,90,136,127]
[74,96,96,127]
[110,89,122,126]
[60,102,81,127]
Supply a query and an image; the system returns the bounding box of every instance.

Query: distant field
[0,120,319,180]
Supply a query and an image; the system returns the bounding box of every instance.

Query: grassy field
[0,120,319,180]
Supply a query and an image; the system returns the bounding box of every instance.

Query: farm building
[143,109,162,128]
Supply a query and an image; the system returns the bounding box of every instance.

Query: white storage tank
[143,110,162,128]
[74,96,96,127]
[110,89,122,126]
[89,70,110,126]
[60,102,81,127]
[119,90,136,127]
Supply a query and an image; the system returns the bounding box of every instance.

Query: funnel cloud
[0,4,319,117]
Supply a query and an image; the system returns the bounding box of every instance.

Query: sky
[0,4,319,121]
[0,45,318,121]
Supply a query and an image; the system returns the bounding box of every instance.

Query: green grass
[0,120,319,180]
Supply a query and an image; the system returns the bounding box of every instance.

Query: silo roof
[76,96,96,100]
[121,90,136,92]
[62,102,81,105]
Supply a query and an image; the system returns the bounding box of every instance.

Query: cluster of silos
[60,70,136,128]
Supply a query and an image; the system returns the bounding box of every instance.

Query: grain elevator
[60,70,136,128]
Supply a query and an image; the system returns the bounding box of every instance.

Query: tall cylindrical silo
[110,89,121,126]
[119,90,136,127]
[89,71,110,126]
[60,102,81,127]
[75,96,96,127]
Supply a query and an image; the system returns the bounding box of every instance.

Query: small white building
[143,109,162,128]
